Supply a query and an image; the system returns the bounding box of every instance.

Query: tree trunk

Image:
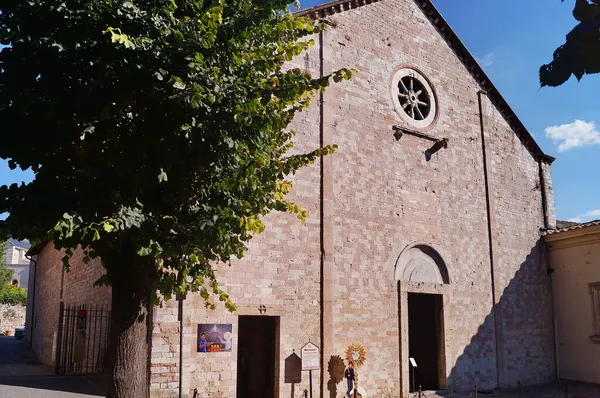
[105,257,154,398]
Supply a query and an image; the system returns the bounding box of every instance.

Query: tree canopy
[0,0,349,305]
[0,1,351,395]
[540,0,600,87]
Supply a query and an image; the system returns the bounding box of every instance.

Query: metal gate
[55,303,111,374]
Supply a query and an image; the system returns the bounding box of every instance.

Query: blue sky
[1,0,598,223]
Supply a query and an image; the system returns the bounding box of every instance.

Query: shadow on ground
[0,374,106,396]
[0,336,106,397]
[409,381,600,398]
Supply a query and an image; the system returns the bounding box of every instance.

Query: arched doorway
[394,244,449,285]
[395,244,450,395]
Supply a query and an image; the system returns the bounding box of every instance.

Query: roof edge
[543,220,600,237]
[26,240,50,257]
[294,0,381,18]
[294,0,553,163]
[416,0,549,162]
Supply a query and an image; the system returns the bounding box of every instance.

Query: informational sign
[197,324,233,353]
[301,342,320,371]
[410,357,417,367]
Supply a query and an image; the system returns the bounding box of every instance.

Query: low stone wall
[0,303,26,333]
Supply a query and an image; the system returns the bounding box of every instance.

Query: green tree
[0,284,27,306]
[540,0,600,87]
[0,1,351,397]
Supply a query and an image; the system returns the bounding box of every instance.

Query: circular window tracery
[391,67,437,129]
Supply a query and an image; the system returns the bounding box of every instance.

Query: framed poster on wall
[197,324,233,352]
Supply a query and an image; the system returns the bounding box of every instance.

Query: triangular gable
[296,0,554,164]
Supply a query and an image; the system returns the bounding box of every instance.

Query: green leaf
[0,0,351,324]
[103,223,115,233]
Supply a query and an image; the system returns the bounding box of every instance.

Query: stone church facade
[26,1,559,397]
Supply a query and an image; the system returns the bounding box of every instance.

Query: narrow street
[0,336,105,397]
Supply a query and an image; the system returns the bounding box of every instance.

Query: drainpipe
[25,253,37,349]
[538,161,549,230]
[318,27,326,398]
[477,90,501,389]
[176,291,186,398]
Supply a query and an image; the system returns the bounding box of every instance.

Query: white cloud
[586,209,600,218]
[476,53,494,68]
[566,209,600,223]
[544,119,600,152]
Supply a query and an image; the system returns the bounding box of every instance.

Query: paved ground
[0,336,105,397]
[407,382,600,398]
[3,336,598,398]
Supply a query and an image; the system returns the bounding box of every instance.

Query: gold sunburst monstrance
[345,342,366,368]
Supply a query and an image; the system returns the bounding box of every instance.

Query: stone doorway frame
[395,244,451,396]
[399,283,450,395]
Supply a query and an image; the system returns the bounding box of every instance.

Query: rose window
[391,68,437,129]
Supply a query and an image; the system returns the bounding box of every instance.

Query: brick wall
[26,243,111,366]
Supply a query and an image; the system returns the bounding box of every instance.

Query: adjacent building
[3,238,32,290]
[25,1,563,397]
[544,220,600,385]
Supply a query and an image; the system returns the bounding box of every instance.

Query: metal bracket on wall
[392,125,448,161]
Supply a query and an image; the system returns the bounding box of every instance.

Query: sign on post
[301,342,320,371]
[285,351,302,384]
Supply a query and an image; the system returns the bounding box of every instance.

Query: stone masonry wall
[149,39,324,398]
[152,1,555,397]
[483,98,555,387]
[25,1,556,396]
[322,1,492,392]
[320,0,555,394]
[0,304,26,333]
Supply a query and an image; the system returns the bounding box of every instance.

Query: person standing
[198,332,208,352]
[344,361,355,398]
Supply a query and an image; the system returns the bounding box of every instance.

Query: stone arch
[394,243,450,284]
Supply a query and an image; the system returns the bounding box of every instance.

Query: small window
[591,283,600,343]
